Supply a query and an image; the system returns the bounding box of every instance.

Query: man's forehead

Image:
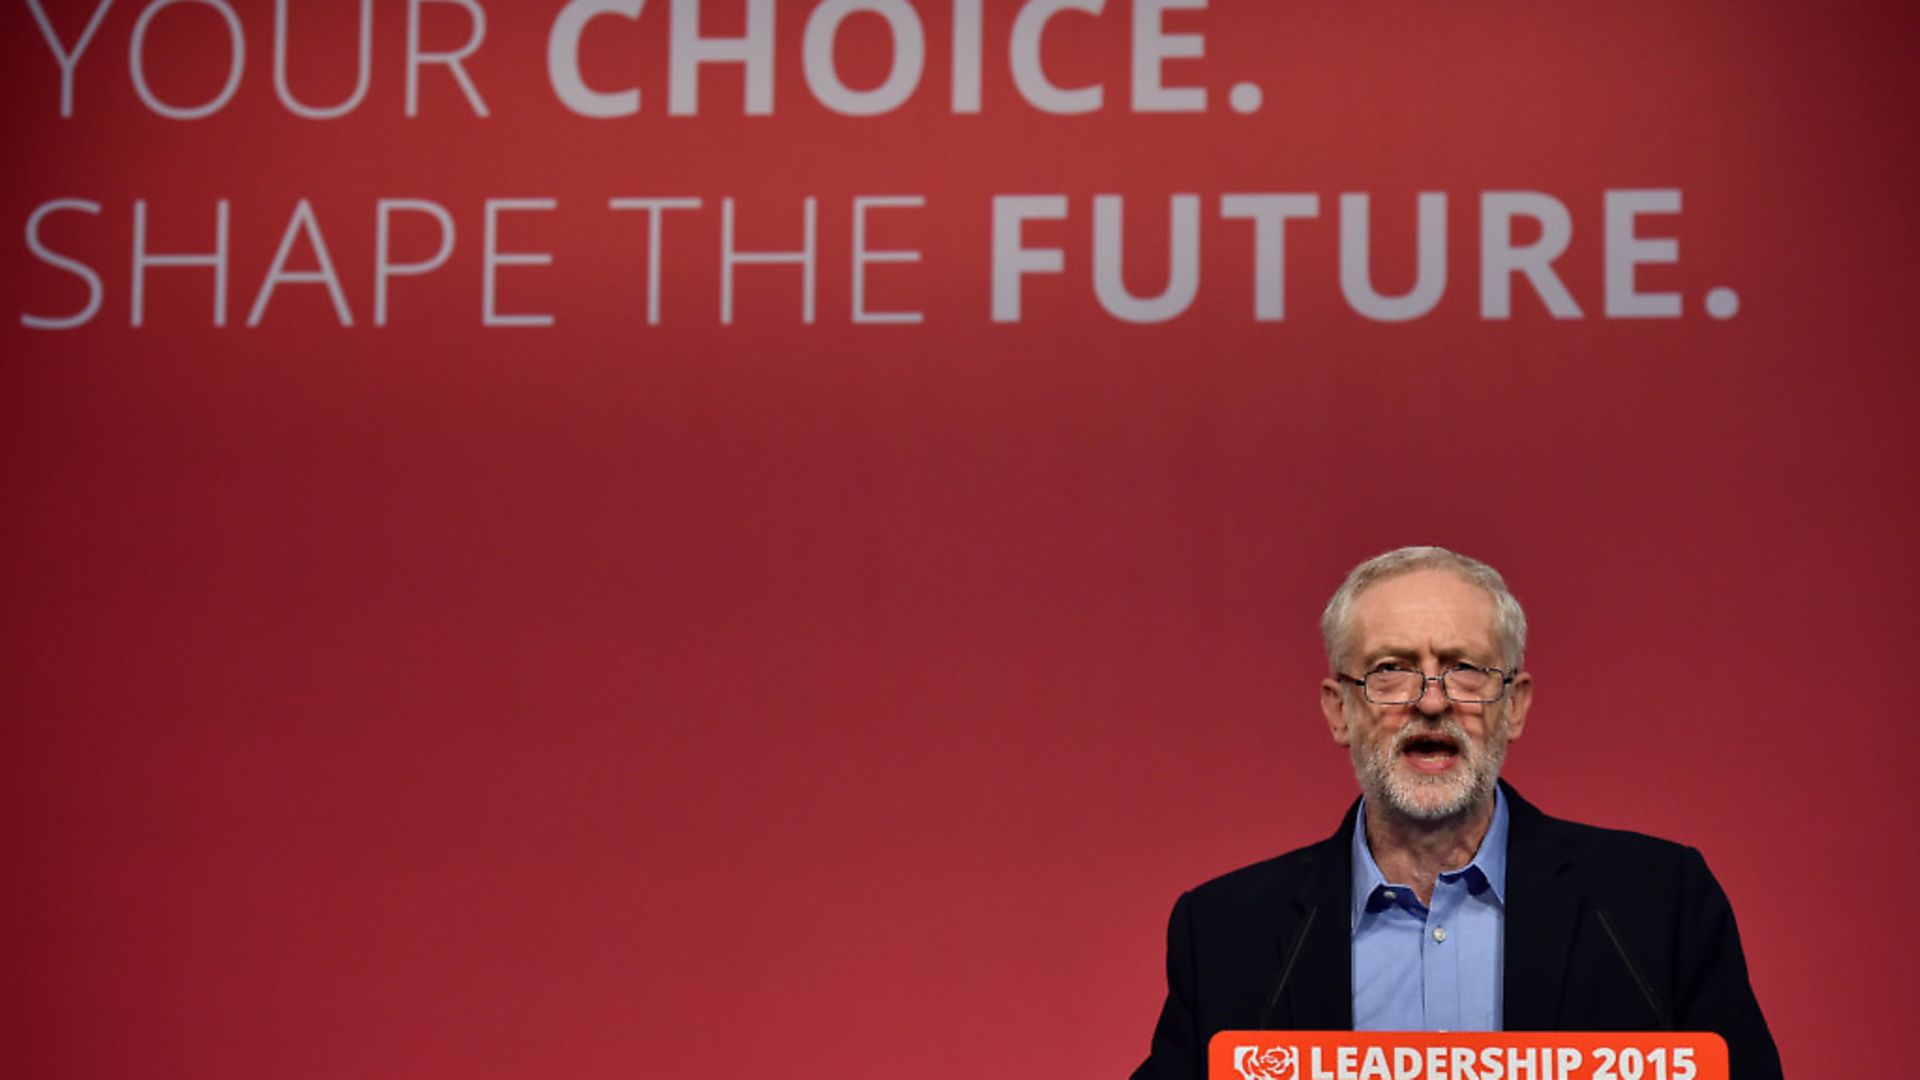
[1348,569,1501,653]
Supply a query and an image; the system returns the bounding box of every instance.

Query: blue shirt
[1349,787,1509,1031]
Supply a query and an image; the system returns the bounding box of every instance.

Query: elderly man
[1132,547,1781,1079]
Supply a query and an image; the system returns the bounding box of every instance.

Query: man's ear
[1503,671,1534,741]
[1321,678,1352,746]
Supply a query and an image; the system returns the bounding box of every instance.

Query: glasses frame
[1335,663,1515,706]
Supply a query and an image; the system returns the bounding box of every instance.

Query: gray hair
[1320,546,1528,672]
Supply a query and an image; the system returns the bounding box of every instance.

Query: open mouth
[1399,732,1461,772]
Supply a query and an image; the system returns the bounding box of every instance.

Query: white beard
[1351,710,1508,824]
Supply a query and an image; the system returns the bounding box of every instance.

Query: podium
[1210,1032,1728,1080]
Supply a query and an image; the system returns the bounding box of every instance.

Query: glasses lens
[1443,667,1501,703]
[1364,669,1421,704]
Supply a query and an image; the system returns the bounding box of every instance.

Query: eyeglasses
[1336,663,1515,705]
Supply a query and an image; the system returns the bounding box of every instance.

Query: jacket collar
[1498,781,1585,1030]
[1265,799,1357,1030]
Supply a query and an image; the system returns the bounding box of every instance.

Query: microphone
[1596,907,1674,1029]
[1259,906,1319,1028]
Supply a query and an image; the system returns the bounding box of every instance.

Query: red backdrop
[5,2,1916,1077]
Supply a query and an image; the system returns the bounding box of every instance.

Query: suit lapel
[1270,801,1357,1030]
[1500,784,1582,1031]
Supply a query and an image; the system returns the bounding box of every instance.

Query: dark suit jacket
[1132,784,1782,1079]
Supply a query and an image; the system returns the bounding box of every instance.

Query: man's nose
[1415,674,1450,716]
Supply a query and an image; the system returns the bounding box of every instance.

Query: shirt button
[1432,927,1448,943]
[1382,890,1395,902]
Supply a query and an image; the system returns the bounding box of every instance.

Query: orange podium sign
[1209,1032,1727,1080]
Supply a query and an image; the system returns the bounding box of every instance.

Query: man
[1132,547,1781,1079]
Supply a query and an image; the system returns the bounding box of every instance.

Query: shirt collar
[1349,785,1510,930]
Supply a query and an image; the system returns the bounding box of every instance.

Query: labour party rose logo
[1232,1044,1298,1080]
